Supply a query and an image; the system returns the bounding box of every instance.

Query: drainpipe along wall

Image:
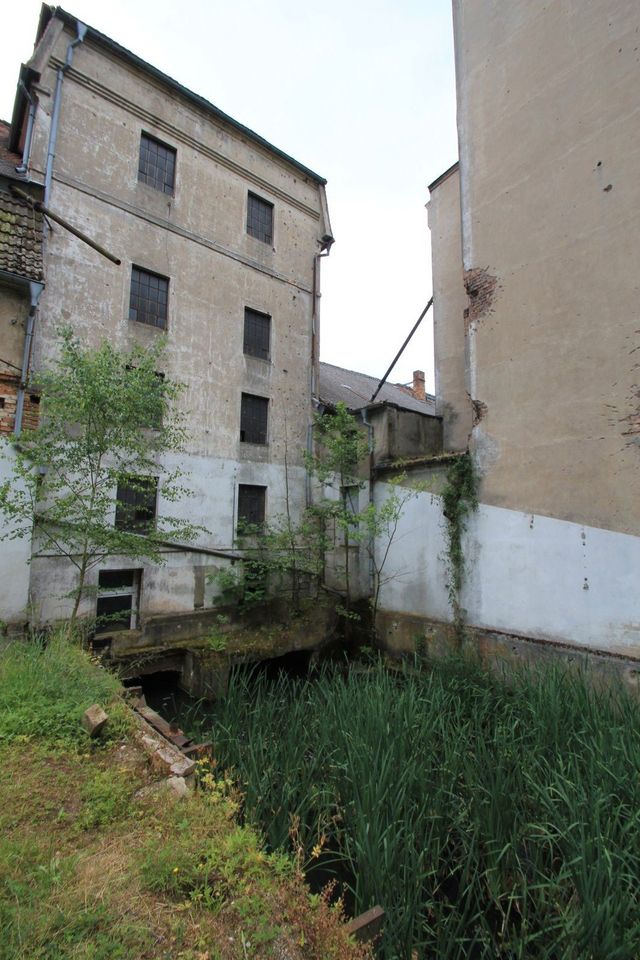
[44,20,87,205]
[14,280,45,437]
[360,408,375,597]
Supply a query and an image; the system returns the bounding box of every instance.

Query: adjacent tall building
[1,5,332,633]
[377,0,639,665]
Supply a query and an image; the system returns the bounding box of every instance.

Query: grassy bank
[0,634,369,960]
[190,656,640,959]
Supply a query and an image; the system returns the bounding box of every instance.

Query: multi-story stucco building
[2,5,332,634]
[376,0,639,670]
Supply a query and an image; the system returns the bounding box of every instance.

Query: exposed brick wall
[0,377,17,434]
[0,373,40,433]
[463,267,499,332]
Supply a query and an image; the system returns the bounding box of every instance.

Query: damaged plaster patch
[472,399,488,426]
[620,385,640,446]
[463,266,499,332]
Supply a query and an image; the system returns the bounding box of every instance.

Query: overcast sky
[1,1,458,393]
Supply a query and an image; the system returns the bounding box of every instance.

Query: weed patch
[192,656,640,959]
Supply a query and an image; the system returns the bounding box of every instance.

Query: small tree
[359,473,422,629]
[307,404,422,633]
[307,402,370,616]
[0,329,204,625]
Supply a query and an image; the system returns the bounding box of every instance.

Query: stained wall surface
[14,12,331,624]
[451,0,640,535]
[427,165,472,452]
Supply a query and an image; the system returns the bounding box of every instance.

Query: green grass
[189,656,640,959]
[0,632,128,745]
[0,633,369,960]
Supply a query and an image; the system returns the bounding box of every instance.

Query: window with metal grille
[114,476,158,533]
[138,133,176,194]
[129,267,169,329]
[246,192,273,244]
[237,484,266,532]
[240,393,269,444]
[243,308,271,360]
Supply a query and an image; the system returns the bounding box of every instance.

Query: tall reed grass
[187,657,640,959]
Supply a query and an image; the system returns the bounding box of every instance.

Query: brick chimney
[412,370,426,401]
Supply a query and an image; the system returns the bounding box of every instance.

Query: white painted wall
[376,481,640,658]
[28,452,308,624]
[0,444,33,626]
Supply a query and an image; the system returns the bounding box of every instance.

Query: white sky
[1,1,459,394]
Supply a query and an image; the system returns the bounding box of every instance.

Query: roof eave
[51,6,327,186]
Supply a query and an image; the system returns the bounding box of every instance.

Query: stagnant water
[129,655,640,960]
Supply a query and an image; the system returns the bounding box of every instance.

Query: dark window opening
[138,133,176,194]
[29,394,40,404]
[237,484,266,532]
[243,307,271,360]
[247,192,273,244]
[115,476,158,533]
[240,393,268,444]
[96,568,141,634]
[98,569,135,590]
[129,267,169,329]
[0,398,5,409]
[95,594,132,632]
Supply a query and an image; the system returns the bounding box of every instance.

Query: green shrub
[77,770,135,831]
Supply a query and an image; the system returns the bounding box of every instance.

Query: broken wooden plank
[345,905,385,943]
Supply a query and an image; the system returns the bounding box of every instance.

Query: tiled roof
[0,187,44,282]
[319,361,436,416]
[0,120,28,182]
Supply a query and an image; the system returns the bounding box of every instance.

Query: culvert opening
[124,670,189,725]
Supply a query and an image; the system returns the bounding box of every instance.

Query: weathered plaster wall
[15,16,330,625]
[27,23,326,467]
[367,406,442,465]
[451,0,640,535]
[427,166,472,452]
[375,480,640,658]
[0,448,32,627]
[0,286,29,375]
[29,454,309,624]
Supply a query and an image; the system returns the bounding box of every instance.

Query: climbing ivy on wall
[441,452,479,638]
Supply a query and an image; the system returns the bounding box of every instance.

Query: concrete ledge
[377,610,640,695]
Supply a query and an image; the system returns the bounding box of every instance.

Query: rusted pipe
[10,185,121,266]
[370,298,433,403]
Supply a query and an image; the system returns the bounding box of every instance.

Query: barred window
[237,484,266,532]
[243,308,271,360]
[138,133,176,194]
[129,267,169,329]
[247,192,273,244]
[240,393,268,444]
[114,476,158,533]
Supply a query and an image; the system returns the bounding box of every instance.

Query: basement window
[138,132,176,194]
[129,266,169,329]
[240,393,269,445]
[96,568,141,633]
[114,476,158,533]
[243,307,271,360]
[237,484,266,533]
[247,192,273,245]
